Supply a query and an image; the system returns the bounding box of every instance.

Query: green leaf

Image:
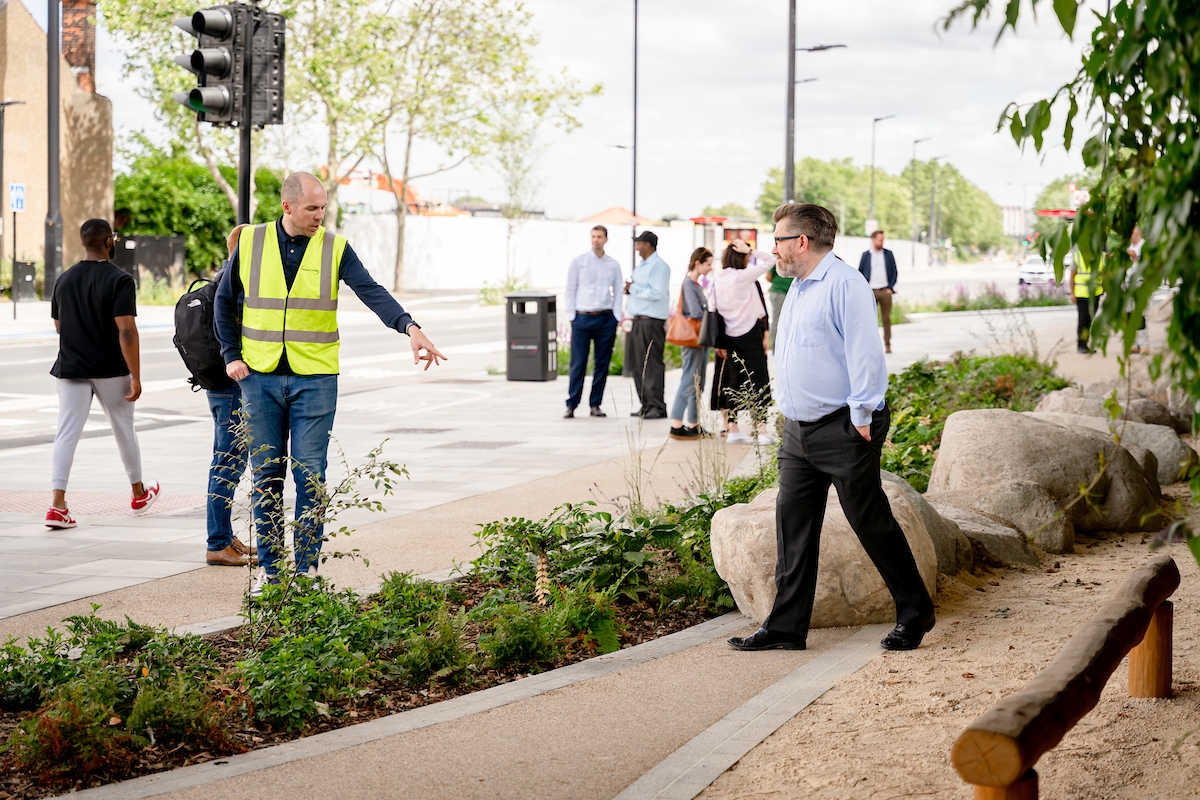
[1010,110,1025,144]
[1063,94,1079,151]
[1029,100,1053,152]
[1053,0,1079,36]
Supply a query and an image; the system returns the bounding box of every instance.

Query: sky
[28,0,1101,221]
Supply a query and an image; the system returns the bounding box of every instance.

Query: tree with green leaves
[376,0,599,290]
[944,0,1200,411]
[701,202,755,219]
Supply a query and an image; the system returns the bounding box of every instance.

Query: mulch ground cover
[0,576,723,800]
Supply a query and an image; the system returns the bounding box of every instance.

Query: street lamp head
[798,43,847,52]
[914,136,931,144]
[0,100,26,108]
[795,77,818,84]
[874,115,896,123]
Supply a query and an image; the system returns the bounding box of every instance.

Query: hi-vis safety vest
[1072,249,1104,299]
[238,223,347,374]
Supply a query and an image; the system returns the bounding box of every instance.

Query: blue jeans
[669,346,709,424]
[566,313,618,410]
[238,372,338,575]
[206,386,248,552]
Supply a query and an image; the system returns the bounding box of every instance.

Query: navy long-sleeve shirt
[215,218,416,374]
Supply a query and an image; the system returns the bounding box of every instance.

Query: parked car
[1018,255,1052,285]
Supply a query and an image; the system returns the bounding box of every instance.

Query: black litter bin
[506,290,558,381]
[12,261,37,301]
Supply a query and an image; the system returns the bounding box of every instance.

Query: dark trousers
[628,316,667,415]
[205,385,247,552]
[1076,296,1099,345]
[566,313,617,410]
[765,406,934,640]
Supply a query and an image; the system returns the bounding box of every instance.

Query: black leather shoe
[630,411,643,417]
[728,627,805,651]
[590,407,606,417]
[642,409,668,419]
[880,615,936,651]
[564,407,575,419]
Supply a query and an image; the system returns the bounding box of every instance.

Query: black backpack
[174,273,235,392]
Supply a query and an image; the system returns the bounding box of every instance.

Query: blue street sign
[9,183,24,213]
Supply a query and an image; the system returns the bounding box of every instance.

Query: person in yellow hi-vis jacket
[1068,247,1104,354]
[214,172,447,598]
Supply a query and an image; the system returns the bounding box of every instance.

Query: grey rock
[925,502,1040,568]
[928,409,1160,533]
[1130,397,1191,434]
[710,484,937,627]
[1027,411,1196,486]
[926,481,1073,554]
[1038,386,1146,422]
[1123,443,1162,498]
[881,470,972,574]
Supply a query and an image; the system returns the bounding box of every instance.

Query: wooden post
[974,769,1037,800]
[1129,600,1172,698]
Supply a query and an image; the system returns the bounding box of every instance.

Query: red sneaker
[131,480,161,514]
[46,506,77,529]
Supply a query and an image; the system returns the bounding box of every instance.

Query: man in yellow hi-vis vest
[215,172,446,598]
[1068,247,1103,354]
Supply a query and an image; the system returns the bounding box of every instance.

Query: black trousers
[1076,296,1099,344]
[765,406,934,640]
[628,317,667,415]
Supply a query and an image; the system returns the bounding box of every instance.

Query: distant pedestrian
[216,172,446,597]
[625,230,669,419]
[1069,247,1104,354]
[1125,226,1149,355]
[563,225,623,419]
[765,263,793,351]
[728,203,934,654]
[857,230,897,353]
[204,224,255,566]
[667,247,714,440]
[710,238,774,444]
[46,219,160,529]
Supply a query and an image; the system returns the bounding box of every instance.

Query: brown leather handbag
[666,293,701,348]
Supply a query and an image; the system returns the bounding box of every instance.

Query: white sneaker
[249,568,280,599]
[727,431,753,444]
[757,433,776,445]
[304,565,318,579]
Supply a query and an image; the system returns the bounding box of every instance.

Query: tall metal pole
[929,160,939,266]
[45,0,64,291]
[784,0,796,204]
[631,0,638,268]
[910,137,929,270]
[237,9,255,225]
[868,115,894,227]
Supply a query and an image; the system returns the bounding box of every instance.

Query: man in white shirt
[857,230,898,353]
[564,225,624,417]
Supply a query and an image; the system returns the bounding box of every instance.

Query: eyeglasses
[774,234,807,245]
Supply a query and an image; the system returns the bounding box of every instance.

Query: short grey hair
[280,172,325,206]
[772,203,837,251]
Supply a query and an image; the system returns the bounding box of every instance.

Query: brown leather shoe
[207,545,252,566]
[231,537,258,556]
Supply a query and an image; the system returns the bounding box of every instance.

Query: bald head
[280,172,328,238]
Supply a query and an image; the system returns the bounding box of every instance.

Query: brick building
[0,0,113,267]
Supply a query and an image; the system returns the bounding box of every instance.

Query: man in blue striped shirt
[625,230,670,418]
[728,203,935,654]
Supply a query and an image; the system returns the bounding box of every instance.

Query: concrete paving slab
[48,558,202,579]
[26,575,179,597]
[0,570,84,592]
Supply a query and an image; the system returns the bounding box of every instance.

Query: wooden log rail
[951,554,1181,799]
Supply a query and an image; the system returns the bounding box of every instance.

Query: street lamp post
[929,155,948,265]
[910,136,930,270]
[783,4,845,204]
[632,0,638,268]
[46,0,64,292]
[0,99,26,272]
[868,114,895,228]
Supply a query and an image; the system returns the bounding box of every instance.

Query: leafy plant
[126,674,245,752]
[476,603,561,671]
[395,606,472,686]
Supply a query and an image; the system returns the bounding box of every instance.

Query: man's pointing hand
[409,327,447,371]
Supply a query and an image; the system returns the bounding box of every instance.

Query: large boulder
[926,481,1073,554]
[926,502,1040,568]
[1027,411,1197,486]
[928,409,1160,533]
[1122,442,1162,498]
[1129,397,1191,435]
[881,470,973,574]
[1035,387,1145,422]
[711,484,937,627]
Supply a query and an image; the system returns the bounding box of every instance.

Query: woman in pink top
[709,238,775,444]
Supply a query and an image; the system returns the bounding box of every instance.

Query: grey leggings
[52,376,142,491]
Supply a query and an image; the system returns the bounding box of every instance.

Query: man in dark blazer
[857,230,897,353]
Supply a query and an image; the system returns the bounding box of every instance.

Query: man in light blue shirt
[625,230,670,418]
[728,203,935,655]
[563,225,624,418]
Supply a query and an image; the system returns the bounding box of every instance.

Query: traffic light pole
[237,6,256,224]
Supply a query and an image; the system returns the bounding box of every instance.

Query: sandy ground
[700,483,1200,800]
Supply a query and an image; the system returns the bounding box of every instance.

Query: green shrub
[395,606,472,686]
[127,674,244,751]
[550,586,621,654]
[7,667,135,784]
[476,603,561,671]
[237,631,371,730]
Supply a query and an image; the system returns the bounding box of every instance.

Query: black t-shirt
[50,261,138,379]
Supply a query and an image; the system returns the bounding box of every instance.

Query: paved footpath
[0,295,1156,800]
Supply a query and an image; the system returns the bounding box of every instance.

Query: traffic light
[173,4,246,125]
[249,10,285,126]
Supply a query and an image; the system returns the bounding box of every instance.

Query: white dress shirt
[564,250,624,321]
[712,250,775,338]
[868,248,888,289]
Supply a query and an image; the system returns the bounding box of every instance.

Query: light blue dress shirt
[775,250,888,426]
[626,251,670,320]
[564,251,624,321]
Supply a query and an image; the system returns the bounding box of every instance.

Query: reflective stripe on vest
[238,223,346,374]
[1073,250,1102,299]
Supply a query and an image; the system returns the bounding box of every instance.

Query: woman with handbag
[709,238,775,444]
[666,248,714,440]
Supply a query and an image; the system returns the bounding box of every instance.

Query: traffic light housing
[173,3,285,128]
